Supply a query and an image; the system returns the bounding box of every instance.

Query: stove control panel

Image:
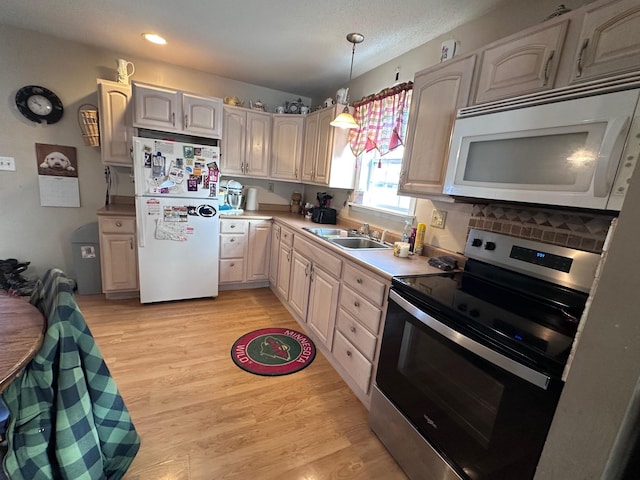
[464,228,601,293]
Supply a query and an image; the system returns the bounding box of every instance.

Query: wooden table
[0,295,46,392]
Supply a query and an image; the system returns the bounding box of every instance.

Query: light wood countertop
[223,210,460,279]
[97,202,462,279]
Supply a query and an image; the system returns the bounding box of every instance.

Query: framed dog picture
[35,143,78,177]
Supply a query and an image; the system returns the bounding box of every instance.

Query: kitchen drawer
[339,285,381,334]
[220,234,246,258]
[336,308,377,361]
[220,219,248,234]
[280,226,294,247]
[99,217,135,234]
[219,258,244,283]
[343,263,386,306]
[294,236,342,277]
[333,330,372,394]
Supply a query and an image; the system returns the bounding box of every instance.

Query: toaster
[311,207,337,224]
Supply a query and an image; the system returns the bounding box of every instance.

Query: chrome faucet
[362,223,370,237]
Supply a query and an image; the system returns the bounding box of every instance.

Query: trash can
[71,222,102,295]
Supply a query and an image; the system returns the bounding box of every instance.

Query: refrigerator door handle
[137,208,146,248]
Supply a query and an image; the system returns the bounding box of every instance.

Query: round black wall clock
[15,85,64,124]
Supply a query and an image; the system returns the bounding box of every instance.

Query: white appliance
[443,75,640,211]
[133,136,220,303]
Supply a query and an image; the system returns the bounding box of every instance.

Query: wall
[0,25,310,279]
[319,0,596,254]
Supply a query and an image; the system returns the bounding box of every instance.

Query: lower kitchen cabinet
[288,243,342,346]
[219,218,271,289]
[289,235,342,349]
[274,226,294,299]
[98,216,138,295]
[270,225,390,408]
[288,251,311,319]
[307,265,340,349]
[332,261,389,402]
[268,223,281,287]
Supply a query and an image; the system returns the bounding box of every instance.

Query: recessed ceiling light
[142,33,167,45]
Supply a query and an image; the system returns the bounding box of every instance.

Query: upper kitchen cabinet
[270,114,304,182]
[133,82,223,139]
[221,106,270,177]
[570,0,640,83]
[97,79,135,166]
[473,19,569,104]
[301,105,356,189]
[398,54,476,197]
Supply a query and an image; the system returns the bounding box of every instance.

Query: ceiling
[0,0,506,98]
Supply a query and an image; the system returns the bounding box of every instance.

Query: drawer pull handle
[350,326,356,333]
[230,225,236,228]
[115,221,122,227]
[346,350,352,357]
[357,278,363,284]
[354,301,360,308]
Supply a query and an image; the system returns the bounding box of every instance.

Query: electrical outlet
[267,182,274,192]
[431,208,447,229]
[0,156,16,171]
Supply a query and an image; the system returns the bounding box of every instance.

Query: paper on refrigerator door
[136,138,219,198]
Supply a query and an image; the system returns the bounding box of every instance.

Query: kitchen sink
[328,237,391,250]
[303,227,351,238]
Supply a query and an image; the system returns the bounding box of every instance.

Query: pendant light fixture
[330,32,364,129]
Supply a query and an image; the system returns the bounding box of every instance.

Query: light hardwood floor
[76,288,407,480]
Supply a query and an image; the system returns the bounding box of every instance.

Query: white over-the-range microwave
[443,73,640,211]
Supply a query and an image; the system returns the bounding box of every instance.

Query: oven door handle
[389,290,552,390]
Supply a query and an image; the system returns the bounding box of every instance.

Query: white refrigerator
[133,136,220,303]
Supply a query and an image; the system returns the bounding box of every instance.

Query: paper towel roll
[245,187,258,211]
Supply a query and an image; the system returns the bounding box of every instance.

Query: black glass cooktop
[392,259,589,377]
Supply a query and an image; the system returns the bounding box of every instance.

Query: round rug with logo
[230,327,316,376]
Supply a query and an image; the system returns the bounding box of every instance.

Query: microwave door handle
[389,290,552,390]
[593,117,631,197]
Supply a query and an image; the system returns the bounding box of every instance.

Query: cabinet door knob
[230,224,236,228]
[350,326,356,333]
[346,350,352,357]
[356,278,363,284]
[230,238,235,242]
[354,301,360,308]
[115,221,122,227]
[230,262,235,267]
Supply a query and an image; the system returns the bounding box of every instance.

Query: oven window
[397,323,505,448]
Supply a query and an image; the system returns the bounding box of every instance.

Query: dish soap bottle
[414,223,426,255]
[401,220,412,243]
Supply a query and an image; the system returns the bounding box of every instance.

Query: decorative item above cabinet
[132,82,223,139]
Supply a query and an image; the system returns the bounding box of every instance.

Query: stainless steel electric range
[370,228,602,480]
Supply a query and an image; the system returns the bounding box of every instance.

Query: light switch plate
[431,208,447,229]
[0,156,16,171]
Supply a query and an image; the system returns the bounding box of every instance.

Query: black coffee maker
[311,192,337,224]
